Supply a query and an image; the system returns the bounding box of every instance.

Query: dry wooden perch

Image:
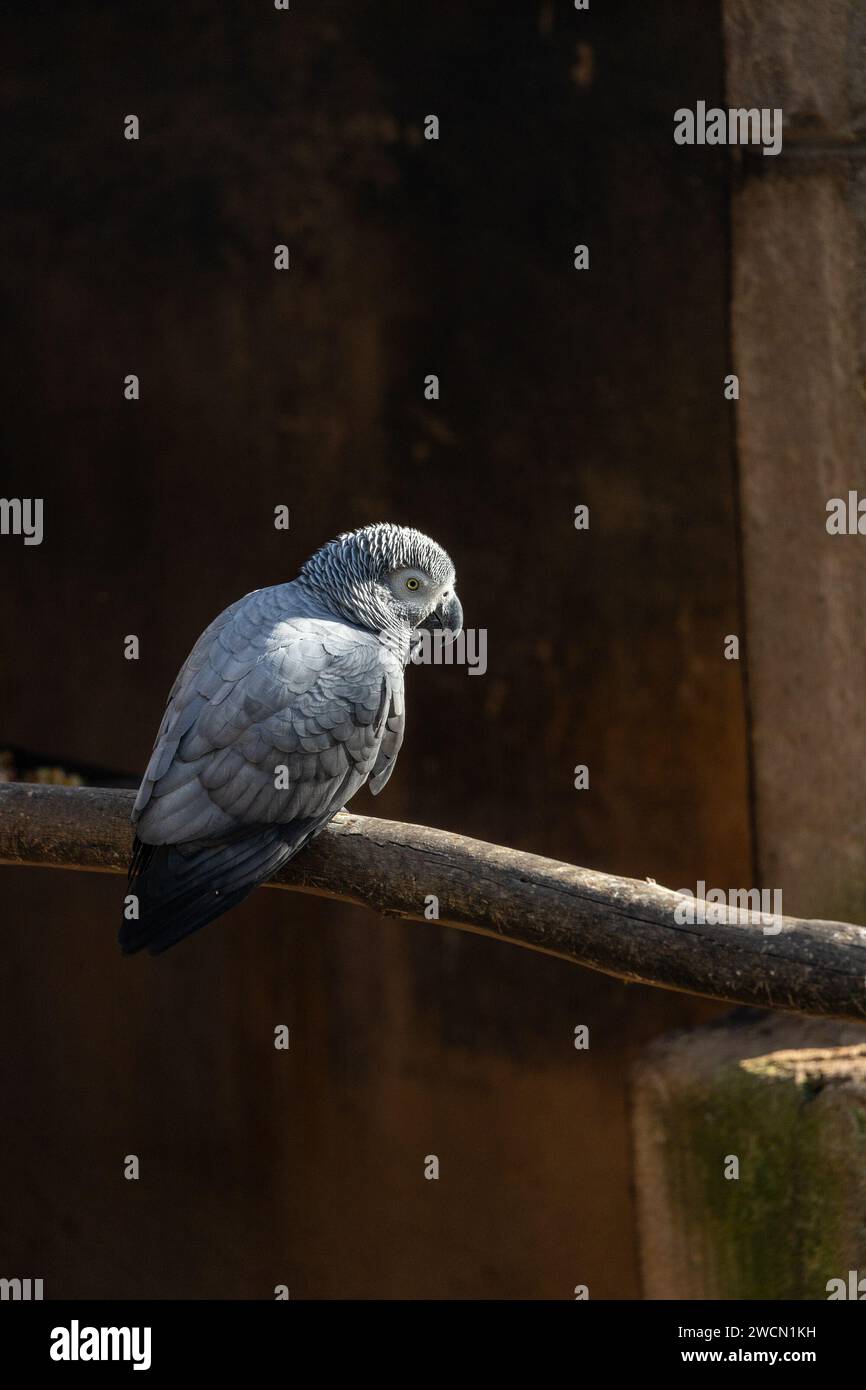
[1,783,865,1023]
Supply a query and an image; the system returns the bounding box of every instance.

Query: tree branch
[1,783,865,1022]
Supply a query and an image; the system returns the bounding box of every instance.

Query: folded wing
[121,585,405,954]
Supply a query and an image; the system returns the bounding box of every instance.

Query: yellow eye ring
[405,577,420,591]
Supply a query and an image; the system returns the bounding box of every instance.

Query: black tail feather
[119,826,303,956]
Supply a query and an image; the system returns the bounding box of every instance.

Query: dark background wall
[0,0,749,1297]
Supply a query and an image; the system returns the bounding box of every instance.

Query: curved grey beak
[419,592,463,640]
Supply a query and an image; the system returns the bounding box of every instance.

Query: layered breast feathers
[132,582,406,851]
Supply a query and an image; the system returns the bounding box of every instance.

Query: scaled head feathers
[298,523,460,640]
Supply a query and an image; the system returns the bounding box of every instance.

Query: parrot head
[299,522,462,643]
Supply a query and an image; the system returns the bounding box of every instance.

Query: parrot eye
[405,577,420,591]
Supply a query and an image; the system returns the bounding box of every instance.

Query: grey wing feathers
[133,585,405,849]
[368,684,405,794]
[122,585,406,954]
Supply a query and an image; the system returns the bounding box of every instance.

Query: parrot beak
[419,592,463,641]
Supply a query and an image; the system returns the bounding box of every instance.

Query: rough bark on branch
[1,784,865,1023]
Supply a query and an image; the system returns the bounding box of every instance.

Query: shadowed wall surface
[0,0,748,1297]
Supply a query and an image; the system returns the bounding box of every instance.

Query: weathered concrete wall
[633,1013,866,1299]
[633,3,866,1305]
[726,0,866,923]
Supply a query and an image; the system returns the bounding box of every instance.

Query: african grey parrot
[120,523,462,955]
